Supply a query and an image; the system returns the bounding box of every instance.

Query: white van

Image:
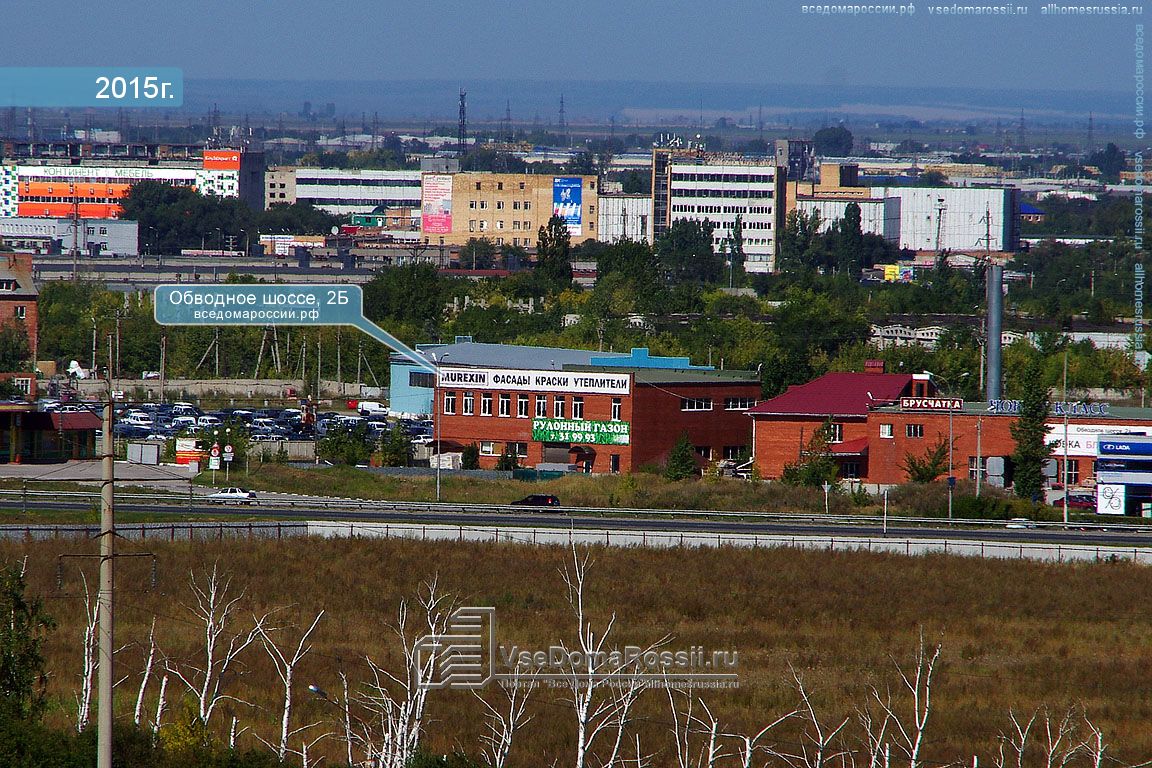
[358,401,386,416]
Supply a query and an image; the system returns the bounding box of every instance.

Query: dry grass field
[12,535,1152,767]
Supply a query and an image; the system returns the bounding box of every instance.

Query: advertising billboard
[532,418,630,445]
[436,367,630,396]
[553,177,583,236]
[421,174,453,234]
[202,149,242,171]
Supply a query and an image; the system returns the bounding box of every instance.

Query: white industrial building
[796,197,901,243]
[598,194,652,243]
[0,217,138,257]
[661,156,785,273]
[267,167,422,215]
[869,186,1019,252]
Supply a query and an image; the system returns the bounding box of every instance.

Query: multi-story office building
[420,172,599,249]
[652,149,787,273]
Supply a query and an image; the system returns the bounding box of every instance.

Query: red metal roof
[747,373,913,418]
[49,412,103,431]
[829,436,870,456]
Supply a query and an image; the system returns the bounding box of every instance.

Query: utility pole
[97,397,115,768]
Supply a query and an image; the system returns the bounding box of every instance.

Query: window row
[444,392,622,421]
[671,173,775,183]
[468,200,533,210]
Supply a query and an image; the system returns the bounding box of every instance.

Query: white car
[208,487,258,505]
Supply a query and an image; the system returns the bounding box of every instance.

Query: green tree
[0,321,31,372]
[0,561,53,723]
[461,237,497,270]
[461,443,481,470]
[535,215,573,289]
[362,263,445,332]
[813,126,853,156]
[780,422,838,488]
[378,426,412,467]
[1010,357,1053,501]
[317,423,372,466]
[915,170,950,187]
[664,434,698,480]
[900,435,951,483]
[494,445,520,471]
[654,219,720,284]
[1087,143,1126,183]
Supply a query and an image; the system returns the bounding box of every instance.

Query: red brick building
[0,253,38,362]
[747,364,933,480]
[435,365,761,473]
[750,365,1152,493]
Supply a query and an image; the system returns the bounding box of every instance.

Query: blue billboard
[553,177,583,236]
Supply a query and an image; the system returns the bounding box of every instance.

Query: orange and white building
[0,148,264,219]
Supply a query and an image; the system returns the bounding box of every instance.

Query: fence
[4,519,1151,565]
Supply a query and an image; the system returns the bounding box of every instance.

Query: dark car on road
[511,494,561,507]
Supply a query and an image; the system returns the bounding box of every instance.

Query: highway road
[3,495,1151,548]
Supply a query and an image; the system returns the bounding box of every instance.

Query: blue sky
[2,0,1133,89]
[4,0,1138,91]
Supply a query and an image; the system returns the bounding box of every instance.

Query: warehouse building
[0,217,138,257]
[390,341,760,473]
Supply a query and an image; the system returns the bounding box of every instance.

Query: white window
[572,397,584,420]
[536,395,547,417]
[828,423,844,443]
[879,423,893,439]
[480,441,496,455]
[906,423,924,438]
[13,306,25,320]
[517,395,529,418]
[481,393,493,416]
[462,391,474,416]
[680,398,713,411]
[512,441,528,457]
[554,396,566,419]
[724,397,757,410]
[443,391,456,415]
[611,398,621,421]
[498,393,511,417]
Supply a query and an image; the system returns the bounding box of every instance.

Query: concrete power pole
[97,398,115,768]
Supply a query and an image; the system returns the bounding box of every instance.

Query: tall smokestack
[986,263,1004,400]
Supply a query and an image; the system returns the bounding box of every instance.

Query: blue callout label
[153,284,433,371]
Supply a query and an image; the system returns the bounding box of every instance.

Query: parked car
[208,487,258,505]
[511,494,561,507]
[1052,493,1095,510]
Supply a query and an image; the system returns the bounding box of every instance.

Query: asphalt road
[4,497,1151,548]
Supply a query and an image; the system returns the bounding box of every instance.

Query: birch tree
[258,609,325,762]
[560,546,664,768]
[355,578,454,768]
[768,670,851,768]
[166,563,266,726]
[475,667,534,768]
[872,634,942,768]
[74,571,98,732]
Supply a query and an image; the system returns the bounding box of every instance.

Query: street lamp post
[925,370,969,520]
[430,352,448,502]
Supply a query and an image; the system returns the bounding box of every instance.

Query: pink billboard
[421,174,453,234]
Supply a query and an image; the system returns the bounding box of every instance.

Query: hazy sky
[4,1,1141,93]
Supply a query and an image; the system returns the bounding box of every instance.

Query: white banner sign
[1045,423,1152,457]
[436,367,630,395]
[1096,484,1126,515]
